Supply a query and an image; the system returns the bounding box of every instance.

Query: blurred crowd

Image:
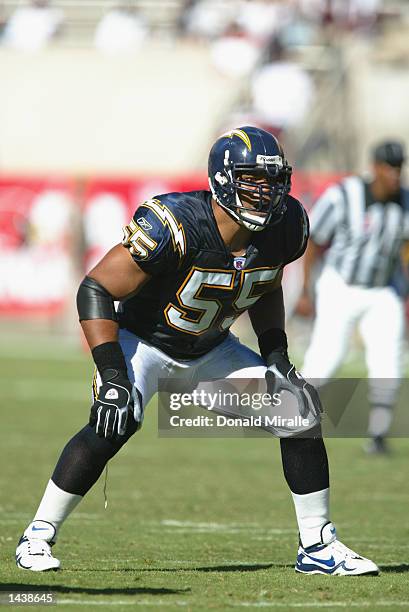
[0,0,64,52]
[0,0,385,53]
[0,0,387,143]
[180,0,385,140]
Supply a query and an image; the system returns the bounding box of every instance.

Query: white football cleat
[16,520,60,571]
[295,522,379,576]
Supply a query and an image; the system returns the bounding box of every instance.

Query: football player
[16,127,379,576]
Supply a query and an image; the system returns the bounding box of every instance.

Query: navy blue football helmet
[208,126,292,231]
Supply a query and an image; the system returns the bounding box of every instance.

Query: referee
[297,140,409,453]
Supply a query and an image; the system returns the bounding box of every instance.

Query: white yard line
[160,520,295,534]
[161,520,261,528]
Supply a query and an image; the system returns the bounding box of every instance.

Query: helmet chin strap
[217,198,266,232]
[234,193,267,231]
[210,179,268,232]
[238,212,266,232]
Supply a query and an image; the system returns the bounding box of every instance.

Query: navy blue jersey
[119,190,308,359]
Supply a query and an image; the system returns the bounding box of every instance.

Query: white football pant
[95,329,266,410]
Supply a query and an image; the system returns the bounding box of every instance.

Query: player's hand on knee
[90,368,143,438]
[265,352,323,421]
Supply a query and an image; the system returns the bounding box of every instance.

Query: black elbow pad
[77,276,117,322]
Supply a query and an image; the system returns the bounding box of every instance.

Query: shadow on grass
[379,564,409,574]
[0,583,189,596]
[152,563,274,573]
[77,563,275,573]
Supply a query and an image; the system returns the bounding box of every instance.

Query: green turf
[1,340,409,611]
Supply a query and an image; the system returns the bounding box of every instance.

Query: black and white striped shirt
[310,176,409,287]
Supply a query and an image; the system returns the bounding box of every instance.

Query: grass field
[1,334,409,611]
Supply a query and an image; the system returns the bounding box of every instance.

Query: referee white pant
[302,266,405,411]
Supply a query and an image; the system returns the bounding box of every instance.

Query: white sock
[32,480,82,540]
[368,406,393,438]
[291,488,330,548]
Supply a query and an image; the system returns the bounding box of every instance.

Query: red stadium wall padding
[0,176,76,316]
[0,172,342,317]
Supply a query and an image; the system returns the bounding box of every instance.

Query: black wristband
[258,328,288,362]
[92,342,128,378]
